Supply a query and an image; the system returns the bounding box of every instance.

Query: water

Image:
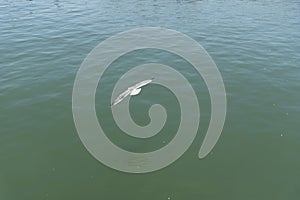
[1,0,300,199]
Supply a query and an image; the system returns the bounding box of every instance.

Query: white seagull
[111,78,154,106]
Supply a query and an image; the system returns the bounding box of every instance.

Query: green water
[1,0,300,199]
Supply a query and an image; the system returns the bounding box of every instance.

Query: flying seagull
[111,78,154,106]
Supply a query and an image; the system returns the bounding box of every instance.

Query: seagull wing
[111,78,154,106]
[132,78,154,89]
[111,88,132,106]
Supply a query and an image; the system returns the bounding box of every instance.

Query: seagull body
[111,78,154,106]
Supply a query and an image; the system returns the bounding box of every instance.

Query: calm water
[1,0,300,199]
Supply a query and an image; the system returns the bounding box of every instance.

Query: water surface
[1,0,300,199]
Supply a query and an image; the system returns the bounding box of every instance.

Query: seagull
[111,78,154,106]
